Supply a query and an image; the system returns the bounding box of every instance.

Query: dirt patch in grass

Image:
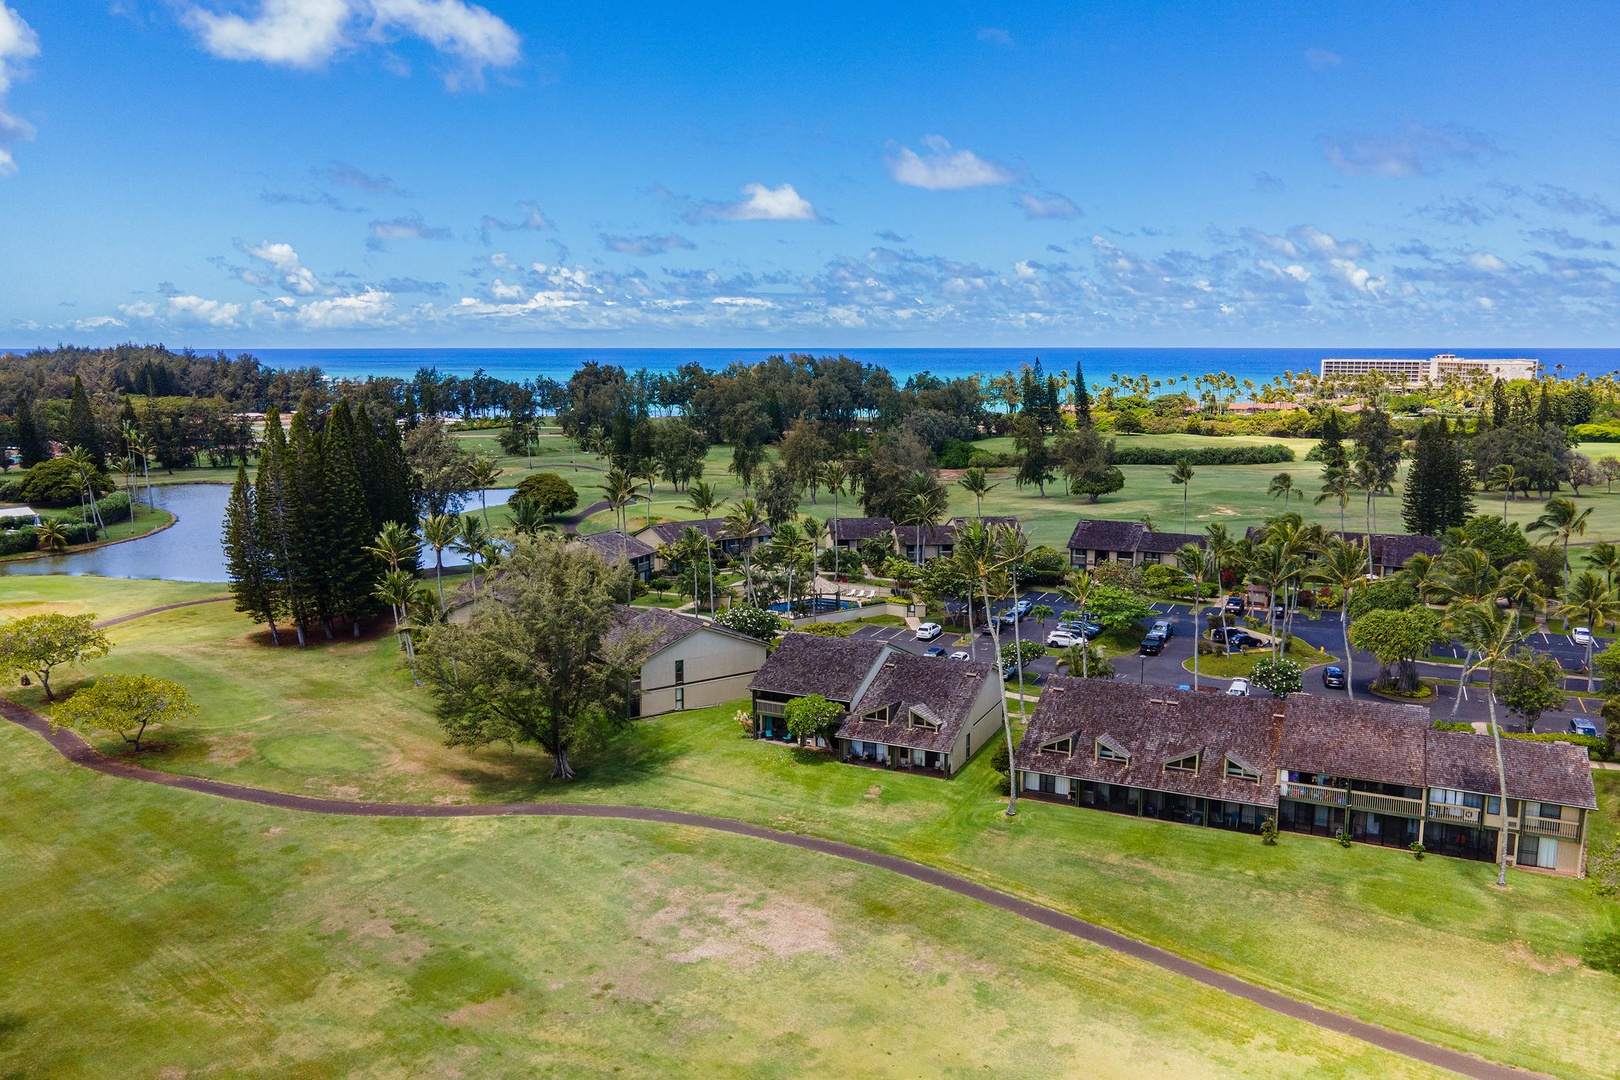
[445,993,523,1028]
[640,886,841,968]
[1506,940,1581,975]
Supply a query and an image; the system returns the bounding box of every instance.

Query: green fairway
[0,720,1462,1080]
[0,575,225,620]
[6,577,1620,1079]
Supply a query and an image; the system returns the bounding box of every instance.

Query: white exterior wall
[946,676,1008,773]
[638,629,767,716]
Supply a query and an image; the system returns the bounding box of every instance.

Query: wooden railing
[1521,816,1581,840]
[1279,781,1347,806]
[1350,791,1425,817]
[1426,803,1481,826]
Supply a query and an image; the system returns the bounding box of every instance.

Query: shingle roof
[746,632,887,703]
[837,653,996,753]
[1238,529,1439,568]
[577,530,655,562]
[1136,529,1206,555]
[1425,730,1598,810]
[1279,698,1430,787]
[606,605,763,655]
[829,517,895,543]
[1014,678,1286,807]
[636,518,747,547]
[894,523,957,547]
[953,515,1021,532]
[1066,518,1148,553]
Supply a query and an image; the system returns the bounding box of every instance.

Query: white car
[949,650,972,661]
[1574,626,1594,646]
[1046,630,1082,648]
[915,622,943,641]
[1226,677,1251,697]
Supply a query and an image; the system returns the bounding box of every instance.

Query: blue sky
[3,1,1620,348]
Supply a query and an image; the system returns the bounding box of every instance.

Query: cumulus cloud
[0,3,40,177]
[1017,191,1080,219]
[479,200,549,243]
[368,213,451,249]
[684,182,820,223]
[601,233,694,256]
[1319,122,1497,178]
[179,0,520,87]
[237,240,339,295]
[887,135,1017,191]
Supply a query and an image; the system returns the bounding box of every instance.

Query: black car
[1208,627,1259,649]
[1138,635,1164,655]
[1322,665,1346,688]
[922,646,948,658]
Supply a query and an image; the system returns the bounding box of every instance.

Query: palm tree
[1528,496,1592,571]
[1168,460,1195,534]
[817,463,850,607]
[952,519,1023,815]
[35,519,68,553]
[1585,540,1620,590]
[957,466,997,518]
[366,521,421,574]
[64,446,106,539]
[123,422,156,510]
[898,471,949,566]
[454,513,490,601]
[1564,571,1620,691]
[507,498,547,539]
[1266,472,1297,509]
[1246,541,1301,661]
[1307,538,1368,701]
[1393,551,1444,606]
[1487,463,1519,520]
[111,456,139,535]
[1058,572,1097,679]
[421,512,458,608]
[1176,545,1210,690]
[724,498,765,605]
[374,568,422,684]
[679,479,722,614]
[1030,603,1054,629]
[1315,469,1352,536]
[601,467,639,535]
[635,459,660,527]
[466,454,502,530]
[1449,602,1525,888]
[1351,458,1383,535]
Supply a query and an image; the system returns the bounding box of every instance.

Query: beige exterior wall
[946,677,1007,773]
[638,629,767,717]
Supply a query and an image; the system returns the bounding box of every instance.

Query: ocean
[246,347,1620,388]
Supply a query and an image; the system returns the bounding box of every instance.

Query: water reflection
[0,484,515,583]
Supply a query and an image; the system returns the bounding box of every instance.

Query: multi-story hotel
[1319,353,1538,387]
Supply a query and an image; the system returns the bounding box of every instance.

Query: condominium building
[1319,353,1538,387]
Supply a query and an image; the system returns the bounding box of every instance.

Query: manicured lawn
[0,574,225,620]
[9,579,1620,1079]
[1186,638,1336,680]
[0,720,1464,1080]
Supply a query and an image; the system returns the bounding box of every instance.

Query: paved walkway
[0,697,1546,1080]
[94,597,231,628]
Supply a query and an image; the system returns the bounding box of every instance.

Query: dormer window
[1224,756,1261,783]
[908,708,940,730]
[1095,738,1129,764]
[862,705,890,724]
[1040,736,1073,756]
[1164,753,1200,774]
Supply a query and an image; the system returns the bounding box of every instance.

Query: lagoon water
[0,485,515,583]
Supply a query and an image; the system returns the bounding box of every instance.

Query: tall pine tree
[287,405,336,638]
[324,401,380,636]
[223,462,284,644]
[1401,418,1475,537]
[1073,361,1092,426]
[1315,408,1349,473]
[255,408,309,646]
[15,395,47,467]
[67,376,104,465]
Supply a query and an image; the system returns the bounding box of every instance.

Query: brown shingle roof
[746,632,887,704]
[894,523,957,547]
[1378,533,1442,568]
[577,530,655,562]
[1014,678,1286,807]
[1136,529,1206,555]
[636,518,763,546]
[1425,730,1598,810]
[606,605,762,655]
[952,515,1021,532]
[1066,518,1147,553]
[837,653,995,753]
[830,517,895,543]
[1279,698,1430,787]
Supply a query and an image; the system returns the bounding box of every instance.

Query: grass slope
[0,721,1450,1080]
[6,577,1620,1079]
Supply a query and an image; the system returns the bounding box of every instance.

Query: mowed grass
[0,574,225,620]
[8,576,1620,1079]
[0,723,1458,1080]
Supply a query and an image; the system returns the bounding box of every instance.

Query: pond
[0,484,515,583]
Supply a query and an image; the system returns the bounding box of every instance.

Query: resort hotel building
[1319,354,1538,387]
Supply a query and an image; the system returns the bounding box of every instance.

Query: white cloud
[1017,191,1080,219]
[1468,251,1509,273]
[179,0,520,87]
[887,135,1017,191]
[602,233,695,255]
[368,213,451,248]
[0,3,40,177]
[480,200,549,242]
[688,182,819,223]
[1319,122,1497,179]
[239,240,339,295]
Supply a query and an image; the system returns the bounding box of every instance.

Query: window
[863,706,890,723]
[1430,788,1484,809]
[1224,757,1261,782]
[1095,740,1129,763]
[1038,774,1057,794]
[1040,737,1073,756]
[1164,753,1200,774]
[1486,797,1501,816]
[674,660,684,685]
[908,709,939,730]
[1533,803,1562,820]
[675,687,685,710]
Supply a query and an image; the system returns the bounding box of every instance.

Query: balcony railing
[1350,791,1425,818]
[1521,816,1581,840]
[1280,781,1348,806]
[1426,803,1481,826]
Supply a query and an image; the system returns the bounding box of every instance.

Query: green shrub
[62,491,132,526]
[937,438,975,469]
[514,472,578,516]
[0,527,38,555]
[1409,841,1426,860]
[1582,929,1620,975]
[1571,423,1620,442]
[18,459,113,507]
[1108,444,1295,466]
[1501,730,1612,760]
[989,738,1011,780]
[1259,817,1279,845]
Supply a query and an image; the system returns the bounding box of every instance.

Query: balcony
[1280,781,1348,806]
[1350,791,1425,818]
[1521,816,1581,841]
[1427,803,1481,826]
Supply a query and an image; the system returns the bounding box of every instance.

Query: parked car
[1224,595,1246,614]
[1574,626,1594,646]
[1322,666,1346,689]
[1139,635,1164,656]
[1151,619,1174,640]
[1209,627,1260,650]
[1057,620,1103,639]
[1226,677,1251,697]
[949,650,972,661]
[1047,629,1083,648]
[922,646,948,658]
[915,622,942,641]
[1570,717,1600,737]
[1014,599,1033,615]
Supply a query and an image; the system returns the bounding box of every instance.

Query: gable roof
[1279,697,1430,787]
[894,522,957,547]
[1425,730,1598,810]
[951,515,1022,533]
[635,518,762,547]
[1066,518,1149,553]
[577,530,656,563]
[1239,528,1441,567]
[1136,529,1205,555]
[747,632,888,704]
[1015,678,1286,806]
[838,652,997,753]
[829,517,895,543]
[606,605,764,656]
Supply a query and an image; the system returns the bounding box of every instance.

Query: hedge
[62,491,132,526]
[1571,423,1620,443]
[1503,730,1613,760]
[1108,444,1295,466]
